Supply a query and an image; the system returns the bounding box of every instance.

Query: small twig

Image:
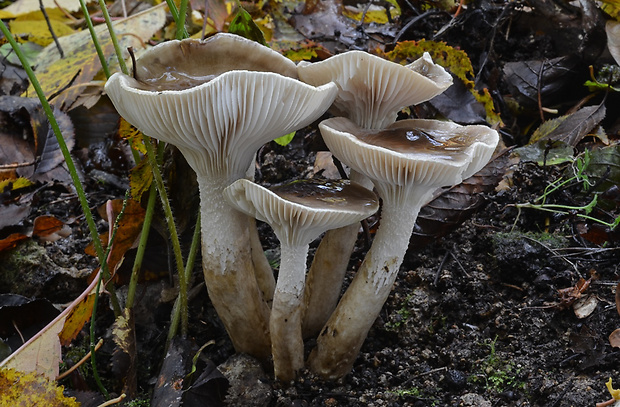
[97,394,126,407]
[128,47,138,80]
[433,251,450,286]
[0,160,36,169]
[596,399,617,407]
[39,0,64,58]
[537,59,547,123]
[57,339,103,380]
[11,320,25,344]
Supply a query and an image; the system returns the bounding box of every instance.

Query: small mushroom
[297,50,453,337]
[308,117,499,379]
[105,34,337,360]
[223,178,379,381]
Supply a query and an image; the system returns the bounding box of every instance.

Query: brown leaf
[32,215,64,238]
[0,232,30,252]
[529,103,606,146]
[610,328,620,348]
[408,150,510,249]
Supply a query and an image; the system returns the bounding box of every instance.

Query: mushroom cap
[319,117,499,191]
[104,36,337,180]
[223,178,379,247]
[132,33,298,91]
[298,51,453,129]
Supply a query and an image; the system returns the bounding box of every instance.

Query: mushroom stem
[271,242,309,381]
[249,219,276,306]
[302,171,374,338]
[197,176,271,360]
[307,184,434,379]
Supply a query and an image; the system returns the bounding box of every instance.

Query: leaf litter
[0,0,619,405]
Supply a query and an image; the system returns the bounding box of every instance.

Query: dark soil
[1,0,620,405]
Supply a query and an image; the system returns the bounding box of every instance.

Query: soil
[1,0,620,406]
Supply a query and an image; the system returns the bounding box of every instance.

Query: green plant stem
[167,213,201,343]
[89,194,130,399]
[516,197,620,229]
[125,184,157,310]
[78,0,111,79]
[165,0,189,39]
[0,20,121,315]
[97,0,128,75]
[90,272,109,399]
[176,0,189,40]
[144,138,188,337]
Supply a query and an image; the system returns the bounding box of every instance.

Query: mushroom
[297,51,453,337]
[223,178,379,381]
[308,117,499,379]
[104,33,337,360]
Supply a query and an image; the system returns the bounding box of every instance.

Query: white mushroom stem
[249,219,276,305]
[308,184,434,379]
[196,175,271,360]
[302,172,374,338]
[271,242,310,381]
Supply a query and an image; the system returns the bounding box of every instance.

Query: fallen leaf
[528,104,606,146]
[28,3,166,110]
[573,294,598,319]
[58,293,96,346]
[0,232,30,252]
[610,328,620,348]
[0,368,80,406]
[0,271,102,378]
[2,0,92,16]
[409,151,510,249]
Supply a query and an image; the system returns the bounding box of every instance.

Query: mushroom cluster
[105,33,499,382]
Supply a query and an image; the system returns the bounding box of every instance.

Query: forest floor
[1,0,620,405]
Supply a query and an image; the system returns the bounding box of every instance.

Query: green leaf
[228,7,267,46]
[273,131,295,146]
[513,140,574,166]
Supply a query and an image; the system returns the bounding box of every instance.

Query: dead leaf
[58,293,96,346]
[28,3,166,110]
[606,20,620,66]
[0,271,102,378]
[610,328,620,348]
[32,215,64,238]
[408,151,510,249]
[0,95,75,183]
[503,56,580,107]
[0,233,30,252]
[528,104,606,146]
[573,294,598,319]
[0,368,80,406]
[111,308,137,397]
[2,0,92,16]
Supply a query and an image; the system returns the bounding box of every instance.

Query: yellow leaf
[0,369,80,407]
[119,118,146,155]
[0,271,102,379]
[10,19,75,47]
[58,293,96,346]
[3,0,92,16]
[0,177,33,192]
[129,159,153,200]
[25,4,166,110]
[343,2,401,24]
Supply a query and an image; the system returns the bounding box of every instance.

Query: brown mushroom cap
[298,51,453,129]
[319,117,498,192]
[133,33,298,91]
[224,178,379,246]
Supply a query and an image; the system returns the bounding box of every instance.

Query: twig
[57,339,103,380]
[97,394,126,407]
[39,0,64,58]
[11,320,25,343]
